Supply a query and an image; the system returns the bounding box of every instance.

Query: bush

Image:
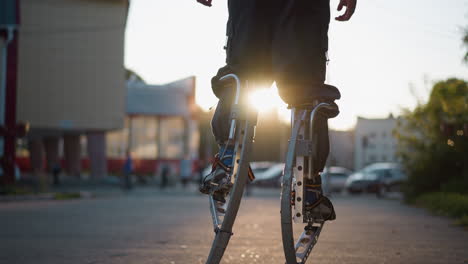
[395,78,468,200]
[0,185,34,196]
[456,215,468,227]
[441,178,468,194]
[54,192,81,200]
[415,192,468,226]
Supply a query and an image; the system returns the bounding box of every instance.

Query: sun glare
[249,88,279,112]
[248,84,291,123]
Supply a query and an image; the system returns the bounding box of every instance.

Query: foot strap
[212,154,232,173]
[248,165,255,181]
[304,196,324,210]
[215,227,234,235]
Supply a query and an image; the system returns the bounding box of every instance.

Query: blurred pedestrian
[52,163,61,186]
[123,150,133,190]
[180,158,192,188]
[160,164,169,189]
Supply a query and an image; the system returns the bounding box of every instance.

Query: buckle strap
[248,165,255,181]
[210,155,255,181]
[304,196,324,210]
[305,184,321,188]
[215,227,234,235]
[211,154,232,173]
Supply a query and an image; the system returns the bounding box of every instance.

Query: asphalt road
[1,187,468,264]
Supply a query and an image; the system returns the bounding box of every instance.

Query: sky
[125,0,468,130]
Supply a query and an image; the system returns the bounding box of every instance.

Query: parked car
[201,161,282,187]
[373,166,406,198]
[250,162,284,188]
[250,161,278,175]
[345,163,406,195]
[321,166,353,194]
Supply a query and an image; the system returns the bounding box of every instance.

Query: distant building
[13,0,200,178]
[16,0,129,177]
[354,115,399,170]
[327,130,354,170]
[105,76,199,175]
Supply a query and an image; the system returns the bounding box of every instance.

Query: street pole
[0,0,20,185]
[0,28,13,160]
[3,28,18,184]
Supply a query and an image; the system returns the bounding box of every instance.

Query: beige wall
[17,0,128,131]
[328,130,354,170]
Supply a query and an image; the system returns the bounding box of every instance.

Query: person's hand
[335,0,356,21]
[197,0,212,7]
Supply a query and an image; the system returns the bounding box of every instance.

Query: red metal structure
[0,0,22,185]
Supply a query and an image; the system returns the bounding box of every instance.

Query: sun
[248,88,280,112]
[248,84,291,123]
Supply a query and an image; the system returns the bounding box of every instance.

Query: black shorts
[211,0,339,174]
[212,0,340,105]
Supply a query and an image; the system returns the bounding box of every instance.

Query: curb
[0,191,94,202]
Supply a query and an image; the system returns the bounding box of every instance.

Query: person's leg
[202,0,277,197]
[210,86,234,146]
[312,113,330,174]
[272,0,337,219]
[273,0,338,175]
[224,0,275,82]
[210,0,276,148]
[273,0,340,104]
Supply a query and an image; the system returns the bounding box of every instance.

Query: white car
[201,161,282,187]
[321,166,353,194]
[251,162,284,188]
[345,163,406,194]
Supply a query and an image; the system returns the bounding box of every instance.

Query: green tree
[395,78,468,199]
[125,68,145,83]
[464,27,468,63]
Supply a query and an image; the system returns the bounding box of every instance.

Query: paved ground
[1,186,468,264]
